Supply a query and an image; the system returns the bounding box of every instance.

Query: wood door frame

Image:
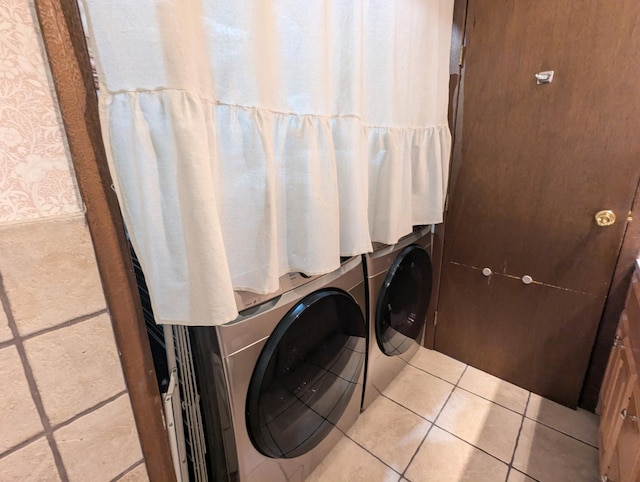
[425,0,469,348]
[34,1,176,480]
[427,0,640,411]
[581,181,640,410]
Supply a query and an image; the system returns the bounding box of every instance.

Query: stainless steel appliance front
[192,257,367,481]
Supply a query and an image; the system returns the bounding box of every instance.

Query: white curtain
[81,0,454,326]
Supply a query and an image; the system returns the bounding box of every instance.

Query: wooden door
[435,0,640,407]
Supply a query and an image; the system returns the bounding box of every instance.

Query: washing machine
[190,256,367,481]
[361,226,433,410]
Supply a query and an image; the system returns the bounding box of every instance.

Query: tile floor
[307,347,600,482]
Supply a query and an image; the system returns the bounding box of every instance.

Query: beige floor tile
[348,396,431,473]
[54,395,143,481]
[405,426,508,482]
[526,392,599,447]
[513,418,599,482]
[507,469,536,482]
[0,307,12,343]
[436,388,522,463]
[0,346,43,453]
[119,463,149,481]
[306,436,399,482]
[24,314,127,425]
[383,365,454,421]
[0,216,106,336]
[0,437,60,481]
[409,348,466,384]
[458,366,529,413]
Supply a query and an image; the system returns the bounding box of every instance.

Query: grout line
[0,431,47,460]
[411,355,530,418]
[431,423,511,467]
[413,355,528,417]
[110,458,144,481]
[368,352,595,481]
[343,433,402,476]
[454,363,468,386]
[509,467,541,482]
[52,390,128,433]
[379,391,441,423]
[406,361,461,386]
[435,355,597,448]
[399,365,467,478]
[506,391,531,479]
[455,365,468,388]
[0,338,15,350]
[432,365,469,427]
[400,421,434,480]
[0,273,69,482]
[454,384,527,417]
[21,308,108,341]
[419,355,598,449]
[522,415,599,450]
[380,362,467,424]
[404,353,469,389]
[413,363,519,475]
[412,359,595,478]
[0,212,85,229]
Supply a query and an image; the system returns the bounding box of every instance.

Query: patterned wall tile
[0,0,82,222]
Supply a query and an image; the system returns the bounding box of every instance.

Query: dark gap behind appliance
[130,246,228,481]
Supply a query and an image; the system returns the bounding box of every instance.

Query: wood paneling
[438,262,603,406]
[446,0,640,296]
[425,0,468,348]
[435,0,640,406]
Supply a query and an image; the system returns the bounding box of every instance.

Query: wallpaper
[0,0,82,222]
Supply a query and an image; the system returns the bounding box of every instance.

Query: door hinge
[628,210,633,222]
[444,194,449,213]
[459,45,466,67]
[433,311,439,326]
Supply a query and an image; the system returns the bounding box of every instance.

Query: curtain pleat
[83,0,454,326]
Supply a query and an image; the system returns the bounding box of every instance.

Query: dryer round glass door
[246,289,366,459]
[375,244,433,356]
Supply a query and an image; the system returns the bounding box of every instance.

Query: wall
[0,0,149,480]
[0,0,82,222]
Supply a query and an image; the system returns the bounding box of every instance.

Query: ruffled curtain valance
[81,0,454,326]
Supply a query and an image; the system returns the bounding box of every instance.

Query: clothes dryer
[362,226,433,410]
[190,256,367,481]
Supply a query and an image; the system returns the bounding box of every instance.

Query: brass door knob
[595,210,616,227]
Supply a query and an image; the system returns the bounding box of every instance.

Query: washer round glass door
[375,244,432,356]
[246,289,366,459]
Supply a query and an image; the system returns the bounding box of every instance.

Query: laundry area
[79,1,453,479]
[1,0,639,481]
